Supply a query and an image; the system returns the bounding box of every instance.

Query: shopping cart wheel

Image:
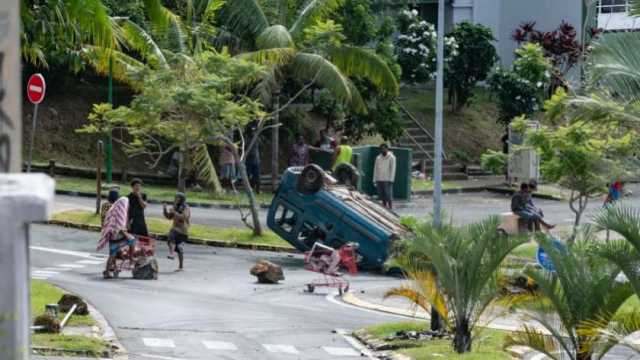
[343,284,349,293]
[307,284,315,293]
[113,270,119,279]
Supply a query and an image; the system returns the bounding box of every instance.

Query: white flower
[536,81,543,88]
[411,9,418,16]
[516,95,522,100]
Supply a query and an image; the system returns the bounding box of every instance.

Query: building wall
[452,0,584,66]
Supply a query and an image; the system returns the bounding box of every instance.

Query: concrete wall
[451,0,583,67]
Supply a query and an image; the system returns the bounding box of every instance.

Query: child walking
[163,192,190,271]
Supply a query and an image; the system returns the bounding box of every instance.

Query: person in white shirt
[373,143,397,209]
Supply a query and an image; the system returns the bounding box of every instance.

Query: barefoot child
[163,192,190,271]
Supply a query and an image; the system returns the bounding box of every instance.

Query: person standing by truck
[331,135,352,172]
[373,143,396,210]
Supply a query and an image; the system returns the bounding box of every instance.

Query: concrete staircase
[394,102,468,181]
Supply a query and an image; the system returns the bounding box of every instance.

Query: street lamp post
[431,0,446,332]
[105,57,114,183]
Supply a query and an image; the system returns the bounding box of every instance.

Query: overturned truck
[267,165,409,270]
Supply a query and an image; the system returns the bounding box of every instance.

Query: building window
[599,0,628,14]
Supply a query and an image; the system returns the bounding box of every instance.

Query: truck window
[274,204,297,233]
[298,222,326,248]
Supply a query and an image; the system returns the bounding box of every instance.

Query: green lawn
[509,242,538,260]
[31,280,110,356]
[55,176,274,206]
[412,179,458,192]
[31,280,94,327]
[52,210,292,249]
[364,322,511,360]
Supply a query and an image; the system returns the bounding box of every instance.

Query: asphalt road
[30,225,405,360]
[56,183,640,229]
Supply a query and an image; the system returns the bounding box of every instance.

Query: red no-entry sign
[27,73,46,104]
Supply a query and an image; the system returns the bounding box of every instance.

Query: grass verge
[31,280,94,327]
[52,210,292,249]
[31,280,110,356]
[55,176,274,206]
[363,322,511,360]
[412,179,458,192]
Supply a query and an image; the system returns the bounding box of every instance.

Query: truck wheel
[334,163,359,186]
[297,164,324,194]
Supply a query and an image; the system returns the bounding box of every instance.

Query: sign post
[26,73,46,173]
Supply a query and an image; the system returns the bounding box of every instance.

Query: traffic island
[31,280,121,358]
[353,322,513,360]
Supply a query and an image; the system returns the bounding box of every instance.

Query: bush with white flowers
[395,9,458,83]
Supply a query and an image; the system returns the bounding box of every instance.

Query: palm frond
[630,0,640,16]
[597,240,640,297]
[81,46,146,90]
[142,0,187,53]
[192,144,223,194]
[594,205,640,252]
[67,0,121,49]
[504,326,562,360]
[115,18,168,69]
[252,67,279,106]
[289,0,343,40]
[346,79,367,115]
[216,0,269,44]
[237,47,295,67]
[256,25,294,49]
[586,32,640,103]
[580,311,640,359]
[291,52,352,105]
[327,45,400,97]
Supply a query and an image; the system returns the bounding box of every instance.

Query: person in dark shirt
[127,178,148,237]
[511,182,554,231]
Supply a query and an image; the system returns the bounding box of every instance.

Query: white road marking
[30,246,102,259]
[202,340,238,350]
[32,270,59,276]
[323,346,361,356]
[142,338,175,348]
[76,260,104,265]
[263,344,299,354]
[58,264,85,269]
[335,329,378,360]
[43,267,72,272]
[136,354,184,360]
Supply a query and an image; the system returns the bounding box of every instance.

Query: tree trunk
[177,149,186,193]
[271,91,280,192]
[237,161,263,236]
[453,321,472,354]
[569,192,588,243]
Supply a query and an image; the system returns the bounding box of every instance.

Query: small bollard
[48,159,56,177]
[45,303,59,318]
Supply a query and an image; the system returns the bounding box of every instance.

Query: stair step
[442,172,469,181]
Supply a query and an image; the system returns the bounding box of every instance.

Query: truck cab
[267,165,408,270]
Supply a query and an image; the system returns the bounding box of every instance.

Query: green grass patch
[412,179,458,192]
[32,334,109,356]
[509,242,538,260]
[31,280,94,327]
[55,176,274,206]
[619,295,640,315]
[364,322,511,360]
[52,210,292,249]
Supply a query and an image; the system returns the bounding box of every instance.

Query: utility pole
[105,57,113,183]
[431,0,446,332]
[271,90,280,192]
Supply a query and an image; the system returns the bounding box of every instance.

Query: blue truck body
[267,167,408,269]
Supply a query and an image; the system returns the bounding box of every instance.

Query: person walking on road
[99,197,136,279]
[163,192,190,271]
[245,122,261,194]
[101,187,119,226]
[373,143,397,210]
[127,178,148,237]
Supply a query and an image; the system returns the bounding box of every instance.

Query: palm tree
[216,0,399,184]
[386,216,528,353]
[504,234,635,360]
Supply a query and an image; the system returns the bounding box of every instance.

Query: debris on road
[33,313,60,333]
[132,257,159,280]
[58,294,89,315]
[250,260,284,284]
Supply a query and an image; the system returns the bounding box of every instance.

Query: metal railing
[598,0,629,14]
[395,101,447,160]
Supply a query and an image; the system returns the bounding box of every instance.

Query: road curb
[412,186,490,196]
[342,293,428,320]
[351,329,412,360]
[485,187,563,201]
[45,220,299,254]
[55,189,271,210]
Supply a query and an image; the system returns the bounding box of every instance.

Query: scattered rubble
[58,294,89,315]
[384,330,452,342]
[33,313,61,333]
[250,260,284,284]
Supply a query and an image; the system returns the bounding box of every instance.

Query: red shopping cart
[105,235,156,279]
[304,242,358,295]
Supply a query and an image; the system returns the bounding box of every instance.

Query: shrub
[488,43,551,125]
[480,150,508,175]
[447,22,498,109]
[395,9,458,83]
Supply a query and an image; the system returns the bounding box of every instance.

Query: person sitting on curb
[163,192,191,271]
[511,182,554,232]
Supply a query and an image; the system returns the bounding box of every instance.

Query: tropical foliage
[395,9,458,84]
[489,43,552,125]
[447,21,497,109]
[386,217,528,353]
[505,234,635,360]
